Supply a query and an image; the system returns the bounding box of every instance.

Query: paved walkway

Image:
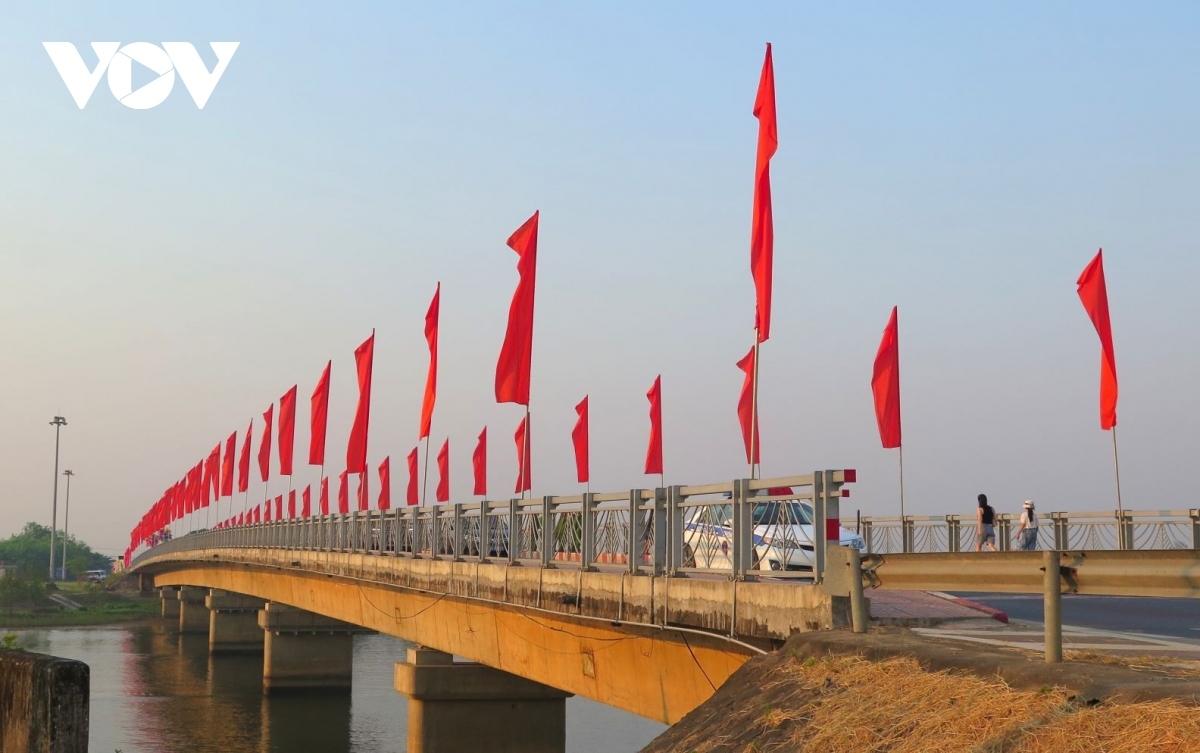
[869,589,1003,623]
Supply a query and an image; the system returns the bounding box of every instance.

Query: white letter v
[43,42,120,109]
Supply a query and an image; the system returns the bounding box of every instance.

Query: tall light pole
[49,416,67,581]
[61,470,74,581]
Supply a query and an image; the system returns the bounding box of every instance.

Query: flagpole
[898,445,906,520]
[523,406,531,500]
[1111,426,1125,545]
[749,333,762,480]
[319,464,325,515]
[421,435,431,506]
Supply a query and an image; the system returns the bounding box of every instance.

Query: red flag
[237,419,252,493]
[435,439,450,502]
[645,376,664,475]
[279,385,297,476]
[220,431,236,496]
[514,415,531,494]
[337,471,349,514]
[200,458,211,509]
[357,473,368,512]
[207,444,221,503]
[495,211,538,405]
[750,43,777,343]
[406,447,419,506]
[310,361,331,466]
[319,477,329,515]
[301,485,312,517]
[347,332,374,473]
[419,283,440,439]
[258,404,273,483]
[572,396,589,483]
[1077,250,1119,430]
[472,427,487,497]
[264,499,272,522]
[871,307,902,449]
[287,490,296,518]
[736,348,761,463]
[274,495,283,520]
[377,457,391,511]
[252,505,261,524]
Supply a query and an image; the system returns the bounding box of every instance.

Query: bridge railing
[131,470,857,582]
[859,509,1200,554]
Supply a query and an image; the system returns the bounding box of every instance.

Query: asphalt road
[953,592,1200,639]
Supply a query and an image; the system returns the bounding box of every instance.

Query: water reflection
[7,623,665,752]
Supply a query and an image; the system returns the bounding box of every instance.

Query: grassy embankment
[0,579,159,629]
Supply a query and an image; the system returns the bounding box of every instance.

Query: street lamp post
[61,470,74,581]
[49,416,67,581]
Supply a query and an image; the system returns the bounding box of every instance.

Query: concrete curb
[928,591,1009,624]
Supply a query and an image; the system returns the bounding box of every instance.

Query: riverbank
[0,590,159,629]
[641,629,1200,752]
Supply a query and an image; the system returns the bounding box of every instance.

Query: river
[6,623,665,753]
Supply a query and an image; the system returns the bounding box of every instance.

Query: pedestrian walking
[1015,499,1039,551]
[975,494,997,552]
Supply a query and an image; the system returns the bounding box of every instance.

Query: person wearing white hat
[1016,499,1039,551]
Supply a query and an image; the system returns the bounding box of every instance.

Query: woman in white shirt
[1015,499,1039,551]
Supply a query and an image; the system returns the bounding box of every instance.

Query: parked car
[682,497,865,572]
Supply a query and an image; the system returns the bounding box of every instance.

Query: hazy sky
[2,3,1199,557]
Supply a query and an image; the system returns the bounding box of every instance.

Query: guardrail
[859,509,1200,554]
[823,547,1200,664]
[130,470,858,583]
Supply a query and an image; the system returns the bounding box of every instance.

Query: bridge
[129,470,856,753]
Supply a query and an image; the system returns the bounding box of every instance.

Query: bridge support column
[207,590,266,654]
[258,603,359,693]
[395,647,571,753]
[159,587,180,621]
[177,587,209,634]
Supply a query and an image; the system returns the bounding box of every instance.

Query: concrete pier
[394,647,571,753]
[159,586,181,621]
[207,590,266,654]
[177,586,209,634]
[258,603,363,693]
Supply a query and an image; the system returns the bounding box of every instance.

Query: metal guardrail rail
[859,510,1200,554]
[130,470,857,583]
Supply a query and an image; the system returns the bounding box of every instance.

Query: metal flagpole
[1111,426,1125,546]
[421,435,431,505]
[523,406,531,500]
[749,335,761,480]
[898,445,906,520]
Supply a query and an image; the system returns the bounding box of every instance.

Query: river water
[7,624,665,753]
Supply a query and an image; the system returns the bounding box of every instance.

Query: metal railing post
[947,516,960,553]
[997,515,1012,552]
[667,486,683,575]
[901,516,914,553]
[651,488,666,576]
[452,503,463,560]
[581,493,595,569]
[541,496,553,567]
[628,490,645,576]
[1043,550,1062,663]
[862,519,874,554]
[848,545,868,634]
[1192,510,1200,551]
[1119,511,1133,551]
[1053,513,1069,551]
[509,498,519,565]
[813,471,827,584]
[733,479,754,579]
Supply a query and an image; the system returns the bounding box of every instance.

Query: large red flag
[274,495,283,520]
[337,471,349,514]
[871,307,902,449]
[264,499,271,522]
[200,457,212,509]
[258,405,273,482]
[419,283,440,439]
[406,448,419,506]
[434,439,449,503]
[377,457,391,511]
[287,490,296,519]
[252,505,261,524]
[347,332,374,473]
[472,427,487,497]
[736,349,761,463]
[357,473,368,512]
[514,415,531,494]
[750,43,777,343]
[279,385,297,476]
[310,361,331,465]
[496,211,539,405]
[319,477,329,515]
[645,376,664,475]
[237,419,252,493]
[207,444,221,503]
[572,396,589,483]
[301,485,312,517]
[1077,250,1119,430]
